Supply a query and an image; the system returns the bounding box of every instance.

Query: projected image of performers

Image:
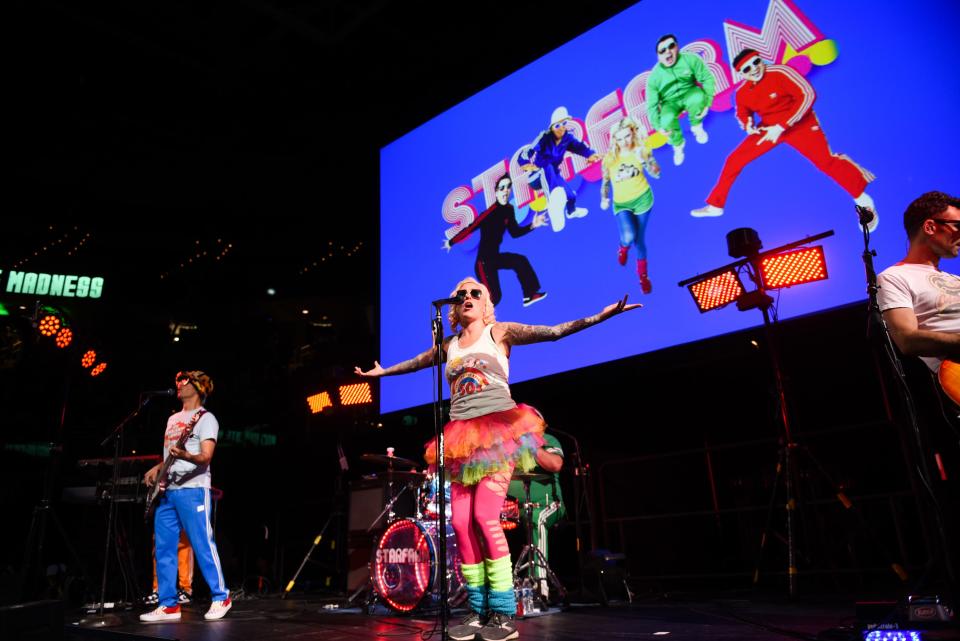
[691,49,878,229]
[381,0,960,414]
[446,175,550,307]
[646,34,716,167]
[601,117,661,294]
[519,107,601,228]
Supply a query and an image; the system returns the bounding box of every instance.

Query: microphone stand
[430,301,450,638]
[79,394,154,628]
[859,211,956,590]
[546,427,592,595]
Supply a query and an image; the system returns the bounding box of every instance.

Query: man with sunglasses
[646,34,715,166]
[140,371,231,623]
[691,49,877,230]
[520,106,601,223]
[447,174,549,307]
[877,191,960,374]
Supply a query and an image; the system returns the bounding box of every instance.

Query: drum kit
[359,452,561,614]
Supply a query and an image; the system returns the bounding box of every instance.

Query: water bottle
[521,578,535,615]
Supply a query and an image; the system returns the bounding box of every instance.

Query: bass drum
[371,518,464,613]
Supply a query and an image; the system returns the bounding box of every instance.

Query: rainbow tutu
[424,404,546,486]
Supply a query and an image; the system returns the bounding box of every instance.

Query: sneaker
[522,292,548,307]
[691,124,709,144]
[566,207,588,219]
[617,246,629,266]
[672,143,685,166]
[691,204,723,218]
[143,591,159,606]
[177,589,192,605]
[449,611,486,641]
[204,597,232,620]
[479,612,518,641]
[139,605,181,623]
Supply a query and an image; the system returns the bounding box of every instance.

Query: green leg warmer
[460,561,487,614]
[485,556,516,616]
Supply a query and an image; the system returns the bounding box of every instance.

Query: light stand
[680,228,905,596]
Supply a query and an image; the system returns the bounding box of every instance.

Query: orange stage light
[339,382,373,406]
[307,391,333,414]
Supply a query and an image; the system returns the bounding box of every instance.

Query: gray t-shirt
[877,262,960,372]
[163,408,220,489]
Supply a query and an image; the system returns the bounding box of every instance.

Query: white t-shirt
[877,262,960,372]
[163,408,220,489]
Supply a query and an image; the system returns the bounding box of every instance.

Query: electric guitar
[144,409,207,522]
[938,359,960,408]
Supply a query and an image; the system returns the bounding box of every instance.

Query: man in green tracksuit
[507,432,565,598]
[646,34,716,166]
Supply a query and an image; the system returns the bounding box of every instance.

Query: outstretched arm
[494,295,641,347]
[355,340,448,377]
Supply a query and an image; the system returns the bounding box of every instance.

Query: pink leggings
[450,466,513,565]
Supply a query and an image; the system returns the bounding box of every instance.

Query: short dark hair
[733,49,760,69]
[904,191,960,238]
[495,174,511,190]
[656,34,677,52]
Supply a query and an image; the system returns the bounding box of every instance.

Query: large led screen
[380,0,960,413]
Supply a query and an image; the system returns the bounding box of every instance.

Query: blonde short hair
[447,277,497,332]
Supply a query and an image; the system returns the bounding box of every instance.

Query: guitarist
[140,370,231,623]
[877,191,960,375]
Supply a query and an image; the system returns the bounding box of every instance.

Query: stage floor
[63,594,867,640]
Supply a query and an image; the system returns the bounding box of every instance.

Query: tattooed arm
[355,337,451,377]
[494,295,641,347]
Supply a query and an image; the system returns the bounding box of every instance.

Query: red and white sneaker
[140,605,181,623]
[617,245,629,266]
[204,597,232,620]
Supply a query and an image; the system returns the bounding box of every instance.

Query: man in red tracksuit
[691,49,878,230]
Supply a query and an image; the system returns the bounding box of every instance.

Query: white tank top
[445,324,516,420]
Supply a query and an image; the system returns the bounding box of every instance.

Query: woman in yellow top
[601,117,661,294]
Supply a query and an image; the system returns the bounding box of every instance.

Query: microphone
[855,205,876,225]
[141,388,176,397]
[432,291,465,306]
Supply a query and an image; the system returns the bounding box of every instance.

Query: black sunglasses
[456,288,483,301]
[657,41,677,55]
[933,219,960,231]
[176,374,192,383]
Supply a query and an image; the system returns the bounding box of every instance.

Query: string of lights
[159,238,234,280]
[299,240,364,275]
[10,226,91,270]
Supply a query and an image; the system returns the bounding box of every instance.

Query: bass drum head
[371,519,434,613]
[371,518,464,613]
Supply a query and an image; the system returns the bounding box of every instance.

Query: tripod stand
[19,375,92,603]
[743,247,906,596]
[512,472,566,613]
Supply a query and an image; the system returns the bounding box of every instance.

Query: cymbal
[360,453,419,468]
[511,472,551,482]
[380,470,427,482]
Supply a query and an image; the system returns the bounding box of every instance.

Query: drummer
[507,432,565,599]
